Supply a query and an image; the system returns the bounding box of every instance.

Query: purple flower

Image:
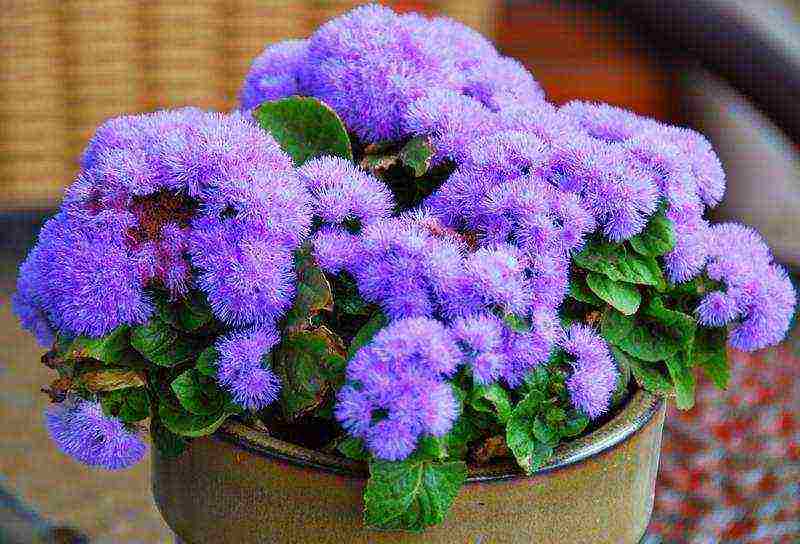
[14,212,152,339]
[239,39,309,111]
[500,308,562,387]
[311,225,361,275]
[562,324,618,419]
[215,326,282,410]
[298,5,461,143]
[12,249,56,347]
[336,317,462,460]
[462,55,545,111]
[463,245,534,316]
[426,16,498,73]
[699,223,796,351]
[298,156,394,227]
[452,313,507,384]
[45,397,146,470]
[559,101,656,143]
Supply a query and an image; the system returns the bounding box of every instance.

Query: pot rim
[212,389,663,483]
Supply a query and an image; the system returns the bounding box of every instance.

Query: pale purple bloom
[500,307,563,387]
[563,324,618,419]
[239,39,309,111]
[559,101,657,143]
[462,55,545,111]
[336,317,462,460]
[215,326,281,410]
[298,156,394,227]
[452,313,507,384]
[699,223,796,351]
[311,225,361,275]
[45,397,146,470]
[426,16,498,73]
[463,245,534,316]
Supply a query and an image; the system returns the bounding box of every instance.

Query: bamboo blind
[0,0,500,210]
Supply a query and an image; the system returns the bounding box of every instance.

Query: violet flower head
[298,156,394,228]
[699,223,796,351]
[215,326,282,410]
[562,324,618,419]
[426,16,498,73]
[452,313,507,384]
[45,397,146,470]
[298,5,460,143]
[336,317,462,460]
[559,101,655,143]
[15,212,152,340]
[500,307,563,387]
[239,39,309,111]
[311,225,361,275]
[463,244,534,316]
[462,55,545,111]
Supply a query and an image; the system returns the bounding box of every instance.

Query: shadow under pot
[153,389,666,544]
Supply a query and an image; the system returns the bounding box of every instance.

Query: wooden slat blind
[0,0,499,210]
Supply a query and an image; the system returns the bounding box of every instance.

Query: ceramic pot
[153,390,665,544]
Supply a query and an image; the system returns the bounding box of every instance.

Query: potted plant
[13,5,796,543]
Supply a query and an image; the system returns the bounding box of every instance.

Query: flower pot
[152,390,665,544]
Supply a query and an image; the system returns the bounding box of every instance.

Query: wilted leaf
[79,368,145,392]
[283,247,333,334]
[399,137,434,177]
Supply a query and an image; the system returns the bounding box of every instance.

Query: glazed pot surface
[153,391,665,544]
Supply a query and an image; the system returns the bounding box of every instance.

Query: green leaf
[503,313,531,333]
[337,436,369,461]
[255,96,352,165]
[629,212,676,257]
[600,307,636,345]
[417,436,449,461]
[586,272,641,315]
[272,327,347,421]
[469,383,513,424]
[347,311,388,360]
[364,456,467,532]
[568,275,604,306]
[100,386,150,423]
[611,346,673,395]
[439,416,477,459]
[131,315,200,367]
[532,417,559,445]
[601,308,681,363]
[694,328,730,389]
[171,369,225,416]
[561,411,590,438]
[158,400,230,438]
[665,354,696,410]
[643,297,697,351]
[505,389,554,474]
[195,346,219,377]
[68,326,131,365]
[150,417,189,458]
[399,137,434,177]
[175,291,214,332]
[284,246,334,334]
[332,273,371,317]
[574,241,666,289]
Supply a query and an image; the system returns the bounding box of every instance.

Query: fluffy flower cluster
[335,318,461,460]
[44,397,146,470]
[15,109,311,344]
[698,223,796,351]
[215,326,282,410]
[561,324,619,419]
[240,4,544,142]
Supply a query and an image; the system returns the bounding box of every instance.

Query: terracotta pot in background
[153,390,665,544]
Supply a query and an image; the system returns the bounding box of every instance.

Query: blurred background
[0,1,797,542]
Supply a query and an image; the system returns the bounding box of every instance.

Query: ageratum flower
[15,108,312,339]
[44,397,146,470]
[562,324,619,419]
[239,40,309,111]
[335,317,461,460]
[699,223,796,351]
[451,313,507,384]
[215,326,282,410]
[298,156,394,228]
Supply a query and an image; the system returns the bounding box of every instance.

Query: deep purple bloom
[452,313,507,384]
[311,225,361,275]
[298,5,461,143]
[699,223,796,351]
[562,324,618,419]
[45,397,146,470]
[215,326,282,410]
[239,39,309,111]
[298,156,394,227]
[463,245,534,316]
[336,317,462,460]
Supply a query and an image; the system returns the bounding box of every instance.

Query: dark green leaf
[150,417,189,458]
[158,400,230,438]
[284,246,334,333]
[503,313,530,333]
[364,456,467,532]
[100,387,150,423]
[337,436,369,461]
[602,308,681,362]
[505,389,554,474]
[347,311,388,360]
[693,328,730,389]
[417,436,448,461]
[272,327,347,421]
[175,291,214,332]
[561,411,590,438]
[600,308,636,345]
[611,347,673,395]
[568,275,604,306]
[469,383,513,424]
[255,96,352,165]
[68,326,131,365]
[532,417,559,445]
[399,137,434,177]
[574,241,666,289]
[665,354,696,410]
[629,212,675,257]
[195,346,219,377]
[131,316,200,367]
[643,297,697,351]
[586,272,641,315]
[171,368,225,416]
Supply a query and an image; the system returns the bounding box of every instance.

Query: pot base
[154,391,665,544]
